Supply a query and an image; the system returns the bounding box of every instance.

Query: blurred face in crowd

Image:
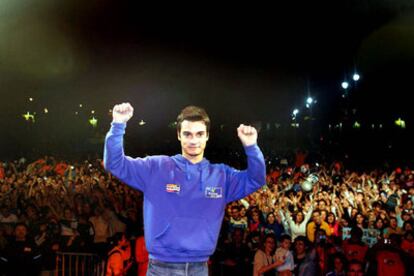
[312,212,321,225]
[240,207,246,218]
[117,234,129,248]
[264,236,276,254]
[231,208,240,220]
[280,238,291,250]
[15,225,27,241]
[403,221,413,232]
[375,219,384,229]
[356,214,364,225]
[318,200,326,210]
[320,210,327,222]
[342,199,349,208]
[64,209,73,220]
[334,257,344,273]
[295,212,304,223]
[294,240,306,255]
[402,212,411,222]
[27,206,37,219]
[368,212,376,223]
[252,212,260,222]
[347,262,363,276]
[351,208,358,218]
[267,213,275,224]
[389,218,398,228]
[327,213,336,224]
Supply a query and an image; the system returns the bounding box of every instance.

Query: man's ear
[177,131,181,141]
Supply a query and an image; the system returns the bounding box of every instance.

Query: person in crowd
[292,235,316,276]
[135,234,149,276]
[253,234,284,276]
[342,227,368,263]
[221,228,251,276]
[282,205,313,241]
[1,223,42,276]
[263,212,285,240]
[327,212,340,237]
[275,234,294,276]
[89,206,111,258]
[326,253,347,276]
[229,205,249,233]
[307,210,332,243]
[384,217,403,238]
[106,232,131,276]
[345,259,364,276]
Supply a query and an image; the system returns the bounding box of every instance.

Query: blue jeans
[147,259,208,276]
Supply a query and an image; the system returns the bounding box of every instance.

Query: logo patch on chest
[205,187,223,198]
[166,183,180,193]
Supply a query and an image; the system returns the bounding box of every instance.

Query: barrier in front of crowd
[55,252,103,276]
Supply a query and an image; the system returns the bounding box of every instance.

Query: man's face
[312,212,321,224]
[178,120,208,160]
[231,208,240,220]
[295,240,305,254]
[15,225,27,241]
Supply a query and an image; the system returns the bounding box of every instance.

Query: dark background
[1,1,413,168]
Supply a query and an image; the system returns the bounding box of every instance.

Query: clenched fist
[112,103,134,123]
[237,124,258,147]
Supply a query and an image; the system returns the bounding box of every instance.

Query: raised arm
[104,103,152,192]
[225,124,266,202]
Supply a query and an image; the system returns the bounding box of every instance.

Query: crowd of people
[0,154,413,275]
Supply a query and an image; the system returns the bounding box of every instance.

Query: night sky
[1,1,414,163]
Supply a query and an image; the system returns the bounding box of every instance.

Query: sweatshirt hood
[171,154,210,191]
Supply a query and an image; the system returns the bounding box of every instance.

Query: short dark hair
[279,234,292,243]
[176,106,210,134]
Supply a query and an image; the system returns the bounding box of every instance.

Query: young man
[104,103,266,275]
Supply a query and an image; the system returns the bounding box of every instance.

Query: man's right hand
[112,102,134,123]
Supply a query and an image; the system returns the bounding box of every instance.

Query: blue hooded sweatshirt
[104,123,266,262]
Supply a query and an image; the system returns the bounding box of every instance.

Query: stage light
[341,81,349,89]
[79,104,83,108]
[23,112,35,122]
[89,117,98,127]
[306,97,313,105]
[353,73,360,81]
[139,119,146,126]
[29,97,34,102]
[353,121,361,129]
[44,108,48,114]
[292,109,299,116]
[395,118,406,128]
[91,110,95,114]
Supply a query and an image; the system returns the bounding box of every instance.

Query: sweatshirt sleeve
[225,144,266,203]
[103,123,152,192]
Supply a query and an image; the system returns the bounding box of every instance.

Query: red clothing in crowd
[342,240,368,263]
[0,166,4,179]
[376,250,405,276]
[54,162,68,176]
[135,236,149,276]
[401,239,414,257]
